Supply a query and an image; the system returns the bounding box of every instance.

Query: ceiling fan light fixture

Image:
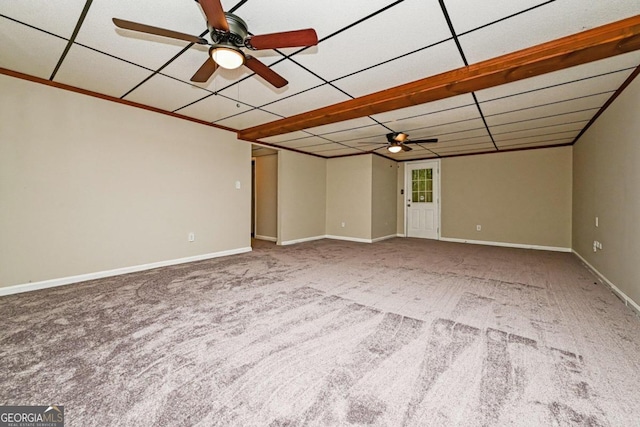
[387,144,403,154]
[395,132,408,142]
[211,44,245,69]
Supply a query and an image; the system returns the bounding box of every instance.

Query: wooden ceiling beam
[239,15,640,141]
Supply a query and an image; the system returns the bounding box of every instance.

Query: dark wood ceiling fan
[361,132,439,153]
[112,0,318,88]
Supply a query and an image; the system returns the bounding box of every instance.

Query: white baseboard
[279,235,326,246]
[0,247,252,297]
[440,237,571,253]
[283,234,398,245]
[572,250,640,315]
[254,235,277,242]
[326,235,373,244]
[372,234,398,243]
[396,233,406,238]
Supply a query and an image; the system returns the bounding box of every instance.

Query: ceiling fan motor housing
[209,13,247,46]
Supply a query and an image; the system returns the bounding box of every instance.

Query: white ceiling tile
[174,93,252,123]
[295,0,452,81]
[0,0,88,38]
[261,84,350,117]
[260,131,311,144]
[279,139,335,149]
[232,0,402,43]
[431,129,492,144]
[494,131,579,147]
[371,94,476,123]
[479,73,626,116]
[437,149,499,157]
[484,92,612,126]
[123,73,211,113]
[459,0,640,64]
[396,108,484,136]
[489,110,597,134]
[321,124,391,143]
[305,116,380,136]
[333,40,465,98]
[278,137,341,151]
[76,0,208,70]
[475,51,640,103]
[306,146,366,156]
[0,18,67,79]
[54,44,152,98]
[493,121,588,141]
[433,142,498,155]
[497,138,575,150]
[215,109,281,130]
[443,0,548,34]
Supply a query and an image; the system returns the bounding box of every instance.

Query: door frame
[404,159,441,239]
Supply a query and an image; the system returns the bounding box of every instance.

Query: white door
[406,160,439,239]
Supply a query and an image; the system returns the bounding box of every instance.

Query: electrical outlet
[188,232,195,242]
[595,216,599,227]
[341,222,346,228]
[476,225,481,231]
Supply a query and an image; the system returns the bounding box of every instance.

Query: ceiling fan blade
[113,18,208,45]
[191,55,218,82]
[401,144,413,152]
[409,138,439,144]
[246,29,318,50]
[245,56,288,88]
[357,142,387,145]
[198,0,229,31]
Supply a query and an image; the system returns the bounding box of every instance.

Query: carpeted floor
[1,238,639,426]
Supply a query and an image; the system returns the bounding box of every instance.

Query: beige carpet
[1,238,640,426]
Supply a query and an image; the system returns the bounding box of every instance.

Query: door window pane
[411,168,433,204]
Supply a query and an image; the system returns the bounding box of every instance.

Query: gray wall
[441,147,573,249]
[573,74,640,306]
[0,75,251,288]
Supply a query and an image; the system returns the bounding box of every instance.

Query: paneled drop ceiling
[2,1,640,160]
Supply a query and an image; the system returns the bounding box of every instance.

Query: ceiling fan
[112,0,318,88]
[362,132,439,153]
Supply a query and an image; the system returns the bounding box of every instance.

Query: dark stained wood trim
[0,67,237,134]
[239,15,640,141]
[571,64,640,144]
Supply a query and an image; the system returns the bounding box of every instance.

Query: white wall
[0,75,251,288]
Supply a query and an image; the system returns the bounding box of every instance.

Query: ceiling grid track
[437,0,499,152]
[49,0,94,80]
